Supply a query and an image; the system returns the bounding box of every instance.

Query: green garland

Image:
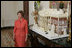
[34,1,40,11]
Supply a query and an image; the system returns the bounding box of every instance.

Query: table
[29,25,71,47]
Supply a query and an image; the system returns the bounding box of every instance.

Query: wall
[16,1,23,11]
[29,1,35,25]
[1,1,23,27]
[40,1,50,9]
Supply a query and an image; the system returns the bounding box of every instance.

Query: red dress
[13,18,28,47]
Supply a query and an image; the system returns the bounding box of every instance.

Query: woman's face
[18,13,22,19]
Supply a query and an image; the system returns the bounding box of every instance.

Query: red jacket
[14,18,28,47]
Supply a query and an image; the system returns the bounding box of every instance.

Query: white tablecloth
[30,24,69,40]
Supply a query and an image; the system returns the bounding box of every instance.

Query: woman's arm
[25,20,28,42]
[13,21,17,41]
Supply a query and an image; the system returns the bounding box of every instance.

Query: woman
[13,10,28,47]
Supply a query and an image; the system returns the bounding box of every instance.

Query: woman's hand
[13,32,15,41]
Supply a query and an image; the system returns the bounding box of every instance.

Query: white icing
[39,8,68,18]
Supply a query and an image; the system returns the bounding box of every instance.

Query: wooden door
[23,1,29,24]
